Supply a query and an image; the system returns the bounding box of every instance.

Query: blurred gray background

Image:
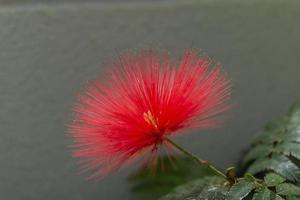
[1,0,300,199]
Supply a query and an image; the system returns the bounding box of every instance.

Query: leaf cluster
[242,99,300,182]
[159,172,300,200]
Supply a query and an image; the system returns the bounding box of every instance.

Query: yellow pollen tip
[143,110,158,128]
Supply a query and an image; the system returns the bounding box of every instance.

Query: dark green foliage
[276,183,300,197]
[264,173,286,187]
[261,173,300,199]
[128,156,214,199]
[198,186,228,200]
[226,176,256,200]
[159,176,227,200]
[252,187,284,200]
[246,155,300,182]
[159,172,300,200]
[242,99,300,182]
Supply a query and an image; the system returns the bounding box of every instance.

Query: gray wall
[1,0,300,199]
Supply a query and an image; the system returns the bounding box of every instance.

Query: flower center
[143,110,158,129]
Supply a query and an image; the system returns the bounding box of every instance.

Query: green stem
[165,137,227,179]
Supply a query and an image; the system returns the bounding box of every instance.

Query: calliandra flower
[69,49,231,179]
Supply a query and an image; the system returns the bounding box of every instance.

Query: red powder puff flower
[69,49,231,179]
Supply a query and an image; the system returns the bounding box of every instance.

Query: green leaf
[247,154,300,182]
[242,144,273,165]
[128,156,214,199]
[264,173,285,187]
[226,178,256,200]
[282,127,300,143]
[277,142,300,160]
[251,129,283,145]
[243,99,300,183]
[276,183,300,197]
[198,186,227,200]
[252,187,280,200]
[159,176,225,200]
